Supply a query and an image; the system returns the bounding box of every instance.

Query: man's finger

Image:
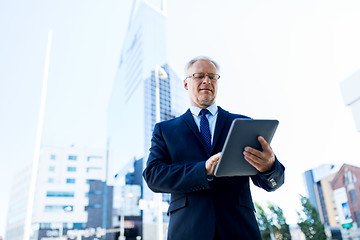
[244,154,263,171]
[244,146,262,159]
[206,152,222,175]
[258,136,271,152]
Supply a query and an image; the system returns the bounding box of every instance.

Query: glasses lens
[208,74,216,80]
[192,73,219,81]
[194,73,205,79]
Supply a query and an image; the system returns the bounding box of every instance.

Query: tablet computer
[214,119,279,177]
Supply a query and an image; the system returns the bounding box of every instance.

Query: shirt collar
[190,103,218,116]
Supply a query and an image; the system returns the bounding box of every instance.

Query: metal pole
[119,213,125,240]
[155,65,161,124]
[154,65,163,240]
[102,139,110,239]
[23,29,53,240]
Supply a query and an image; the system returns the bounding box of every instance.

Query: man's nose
[202,76,211,84]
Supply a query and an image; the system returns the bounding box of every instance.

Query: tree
[297,195,327,240]
[255,202,272,240]
[268,203,292,240]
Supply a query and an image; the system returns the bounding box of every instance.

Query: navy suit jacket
[143,107,285,240]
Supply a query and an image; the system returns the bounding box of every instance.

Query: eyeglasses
[186,73,220,81]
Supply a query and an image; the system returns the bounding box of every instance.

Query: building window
[349,190,357,202]
[48,178,54,183]
[50,154,56,160]
[49,166,55,172]
[87,156,102,161]
[46,191,74,197]
[355,212,360,226]
[86,167,102,173]
[67,167,76,172]
[73,223,86,229]
[66,178,76,184]
[84,204,101,210]
[68,155,77,160]
[40,223,51,229]
[44,205,73,212]
[85,191,102,197]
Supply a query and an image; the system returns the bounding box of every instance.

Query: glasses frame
[186,72,220,81]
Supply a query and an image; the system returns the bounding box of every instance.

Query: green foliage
[255,202,272,240]
[268,203,292,240]
[297,195,327,240]
[255,202,292,240]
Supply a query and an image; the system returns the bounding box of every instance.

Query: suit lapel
[211,107,230,153]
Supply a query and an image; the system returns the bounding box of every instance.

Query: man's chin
[198,99,215,108]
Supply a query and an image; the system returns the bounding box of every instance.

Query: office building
[5,160,32,240]
[341,68,360,132]
[112,158,143,239]
[303,163,342,239]
[303,164,346,239]
[304,164,341,221]
[107,1,188,239]
[315,172,341,227]
[332,164,360,239]
[86,180,114,239]
[5,146,112,240]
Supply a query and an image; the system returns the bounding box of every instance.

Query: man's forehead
[188,60,217,72]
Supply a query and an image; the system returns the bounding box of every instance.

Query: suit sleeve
[143,123,211,194]
[251,157,285,192]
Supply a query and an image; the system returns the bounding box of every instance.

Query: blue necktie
[200,109,211,152]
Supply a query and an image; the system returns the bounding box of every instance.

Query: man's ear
[183,79,189,90]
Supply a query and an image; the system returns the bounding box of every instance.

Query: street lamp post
[154,65,168,240]
[119,212,125,240]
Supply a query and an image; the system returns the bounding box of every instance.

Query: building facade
[5,146,112,240]
[5,160,32,240]
[86,180,114,239]
[315,172,341,227]
[304,164,341,225]
[112,158,143,239]
[107,1,188,239]
[332,164,360,239]
[303,164,343,239]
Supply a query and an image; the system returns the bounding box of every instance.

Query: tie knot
[200,109,209,116]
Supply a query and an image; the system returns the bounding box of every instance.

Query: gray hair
[184,56,220,75]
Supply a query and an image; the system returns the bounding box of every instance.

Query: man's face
[184,60,218,109]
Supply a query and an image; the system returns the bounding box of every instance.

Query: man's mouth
[200,89,212,92]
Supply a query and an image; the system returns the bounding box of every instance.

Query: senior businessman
[143,56,285,240]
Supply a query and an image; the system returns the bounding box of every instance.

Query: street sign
[342,222,353,229]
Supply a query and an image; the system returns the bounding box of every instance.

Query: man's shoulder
[218,106,251,120]
[156,107,251,128]
[157,110,190,127]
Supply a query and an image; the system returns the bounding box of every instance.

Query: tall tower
[107,0,187,239]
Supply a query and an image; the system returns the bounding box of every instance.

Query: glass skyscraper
[107,1,187,239]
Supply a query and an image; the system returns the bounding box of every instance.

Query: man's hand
[205,152,222,176]
[243,136,275,173]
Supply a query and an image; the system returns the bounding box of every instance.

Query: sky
[1,0,360,237]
